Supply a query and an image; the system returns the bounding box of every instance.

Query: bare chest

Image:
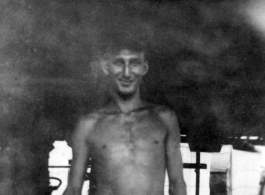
[88,112,167,162]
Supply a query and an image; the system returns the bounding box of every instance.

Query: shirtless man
[63,43,186,195]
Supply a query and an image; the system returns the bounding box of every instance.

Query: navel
[102,144,107,149]
[154,140,159,144]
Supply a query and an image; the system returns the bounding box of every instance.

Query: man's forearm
[169,180,187,195]
[63,185,82,195]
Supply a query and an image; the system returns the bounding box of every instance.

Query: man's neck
[112,90,144,114]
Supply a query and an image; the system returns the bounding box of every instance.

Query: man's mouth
[118,79,134,86]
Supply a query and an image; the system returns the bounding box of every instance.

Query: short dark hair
[100,38,147,58]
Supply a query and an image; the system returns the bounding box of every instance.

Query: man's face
[102,49,149,97]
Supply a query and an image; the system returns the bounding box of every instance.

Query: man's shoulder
[151,104,178,126]
[82,111,102,120]
[152,104,176,118]
[76,112,102,131]
[79,107,112,123]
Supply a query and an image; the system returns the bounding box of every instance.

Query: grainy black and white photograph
[0,0,265,195]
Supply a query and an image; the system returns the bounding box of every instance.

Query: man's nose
[122,64,132,77]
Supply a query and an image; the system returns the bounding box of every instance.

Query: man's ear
[101,60,109,75]
[142,62,149,76]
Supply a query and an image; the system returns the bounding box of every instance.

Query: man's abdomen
[90,141,166,195]
[90,160,166,195]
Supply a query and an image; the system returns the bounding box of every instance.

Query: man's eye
[113,59,124,66]
[129,60,141,67]
[130,63,140,68]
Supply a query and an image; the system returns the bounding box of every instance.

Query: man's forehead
[113,49,145,60]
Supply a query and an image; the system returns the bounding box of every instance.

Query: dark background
[0,0,265,194]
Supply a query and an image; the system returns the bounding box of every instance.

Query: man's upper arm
[159,108,186,195]
[64,114,98,194]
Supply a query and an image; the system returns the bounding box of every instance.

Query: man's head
[101,46,149,99]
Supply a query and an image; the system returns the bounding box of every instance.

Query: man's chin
[116,90,135,100]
